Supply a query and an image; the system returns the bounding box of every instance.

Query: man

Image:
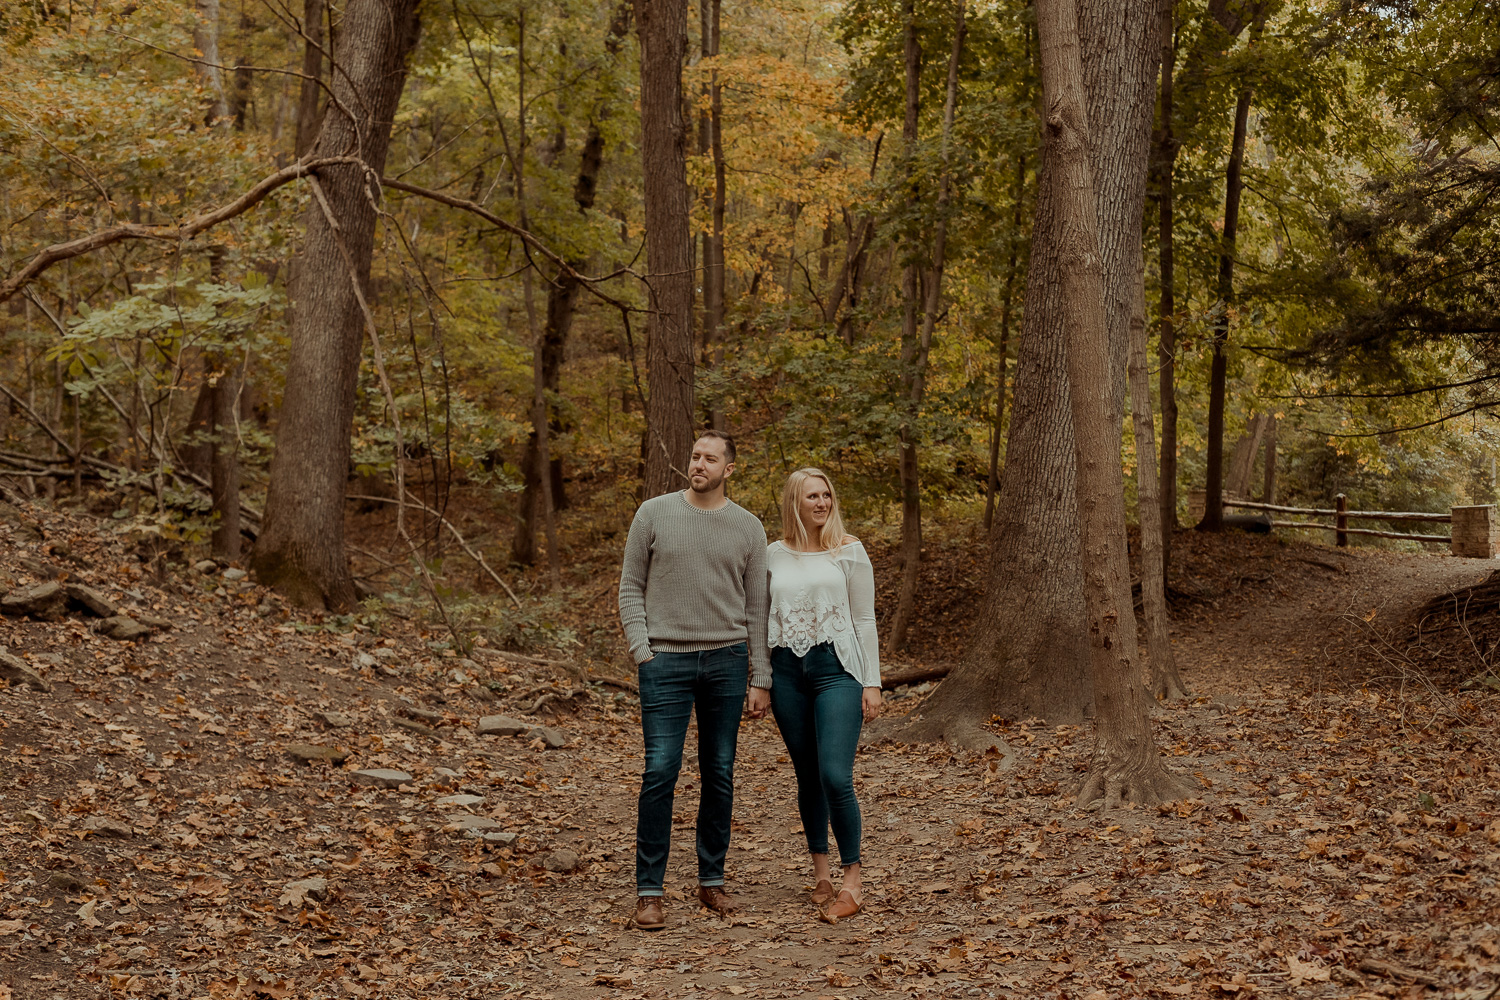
[617,430,770,930]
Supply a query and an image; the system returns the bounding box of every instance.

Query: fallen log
[881,663,954,690]
[1356,957,1437,985]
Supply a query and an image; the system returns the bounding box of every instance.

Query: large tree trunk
[636,0,695,498]
[1037,0,1188,808]
[1201,83,1253,531]
[250,0,423,610]
[294,0,326,157]
[890,0,1159,739]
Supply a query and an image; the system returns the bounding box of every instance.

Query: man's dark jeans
[635,642,749,896]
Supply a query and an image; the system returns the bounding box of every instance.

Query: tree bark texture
[250,0,422,610]
[193,0,231,125]
[209,354,242,560]
[294,0,327,157]
[699,0,726,430]
[1201,84,1253,531]
[1226,412,1269,498]
[1262,415,1277,502]
[895,0,1160,737]
[1127,277,1183,699]
[635,0,695,498]
[985,153,1027,531]
[1036,0,1187,808]
[1153,0,1178,574]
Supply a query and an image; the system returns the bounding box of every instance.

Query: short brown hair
[695,429,737,464]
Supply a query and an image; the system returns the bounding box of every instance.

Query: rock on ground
[478,715,530,736]
[352,769,412,788]
[0,651,50,692]
[1,581,68,621]
[98,616,152,641]
[285,744,350,765]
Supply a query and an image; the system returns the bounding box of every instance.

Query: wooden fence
[1216,494,1500,557]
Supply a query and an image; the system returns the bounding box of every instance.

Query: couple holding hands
[617,430,882,930]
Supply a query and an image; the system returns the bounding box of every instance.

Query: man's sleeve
[745,528,772,688]
[618,505,654,665]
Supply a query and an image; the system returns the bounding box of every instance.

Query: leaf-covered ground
[2,505,1500,1000]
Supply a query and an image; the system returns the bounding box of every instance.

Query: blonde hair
[780,468,848,551]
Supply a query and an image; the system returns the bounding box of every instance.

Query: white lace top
[765,539,881,688]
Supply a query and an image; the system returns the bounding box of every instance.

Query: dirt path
[3,517,1500,999]
[1170,536,1494,693]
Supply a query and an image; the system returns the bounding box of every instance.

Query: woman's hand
[745,686,771,720]
[861,687,883,723]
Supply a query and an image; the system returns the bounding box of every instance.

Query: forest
[2,0,1500,996]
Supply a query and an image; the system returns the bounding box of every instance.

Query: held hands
[745,686,771,720]
[862,687,883,723]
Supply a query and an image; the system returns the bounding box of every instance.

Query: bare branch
[0,156,365,304]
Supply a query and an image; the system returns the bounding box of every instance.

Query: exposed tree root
[1149,671,1189,702]
[1074,755,1193,810]
[870,711,1015,762]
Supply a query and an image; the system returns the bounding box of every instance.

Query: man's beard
[689,469,726,494]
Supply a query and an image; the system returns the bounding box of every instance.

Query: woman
[751,467,882,922]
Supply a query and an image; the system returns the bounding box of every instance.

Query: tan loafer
[634,895,666,931]
[811,879,836,906]
[698,885,738,916]
[819,889,862,924]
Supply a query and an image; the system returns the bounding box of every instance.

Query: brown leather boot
[634,895,666,931]
[697,885,738,916]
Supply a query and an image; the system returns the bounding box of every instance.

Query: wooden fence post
[1335,493,1348,547]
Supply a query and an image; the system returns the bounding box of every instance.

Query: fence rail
[1221,493,1452,547]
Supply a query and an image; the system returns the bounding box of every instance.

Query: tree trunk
[250,0,422,610]
[209,354,242,560]
[985,153,1027,530]
[293,0,326,158]
[517,6,563,592]
[1201,83,1253,531]
[1154,0,1178,574]
[512,5,630,563]
[1036,0,1188,809]
[887,0,943,653]
[636,0,695,498]
[1225,412,1269,498]
[193,0,230,125]
[829,135,882,343]
[699,0,726,430]
[228,9,255,130]
[887,0,1160,740]
[1128,274,1183,699]
[1261,415,1277,502]
[182,381,215,481]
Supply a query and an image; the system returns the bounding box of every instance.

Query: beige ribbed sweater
[618,491,772,687]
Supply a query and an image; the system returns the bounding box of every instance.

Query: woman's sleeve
[843,543,882,687]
